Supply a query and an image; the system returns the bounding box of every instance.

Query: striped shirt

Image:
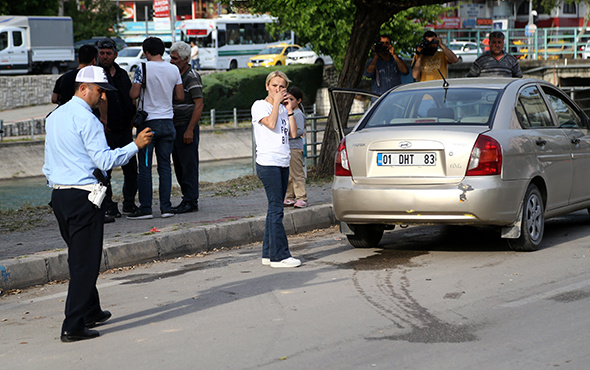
[467,52,523,78]
[173,68,203,126]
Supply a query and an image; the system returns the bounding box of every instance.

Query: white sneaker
[261,258,271,266]
[161,212,175,218]
[270,257,301,268]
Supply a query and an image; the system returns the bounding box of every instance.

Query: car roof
[394,77,545,92]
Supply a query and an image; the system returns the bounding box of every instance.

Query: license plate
[377,152,437,166]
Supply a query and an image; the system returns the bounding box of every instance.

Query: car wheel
[315,58,325,65]
[130,65,137,73]
[458,56,463,63]
[346,224,385,248]
[229,60,238,70]
[275,61,282,66]
[508,184,544,252]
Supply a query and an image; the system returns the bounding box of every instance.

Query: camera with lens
[374,40,388,54]
[133,109,148,129]
[416,39,439,56]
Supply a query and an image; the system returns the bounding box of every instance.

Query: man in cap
[96,38,140,221]
[43,66,153,342]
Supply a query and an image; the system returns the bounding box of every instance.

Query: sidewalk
[0,182,336,291]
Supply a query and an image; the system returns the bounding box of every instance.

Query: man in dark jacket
[97,38,139,220]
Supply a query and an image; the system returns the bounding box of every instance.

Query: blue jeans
[172,122,199,206]
[191,58,201,71]
[256,163,291,262]
[137,119,176,213]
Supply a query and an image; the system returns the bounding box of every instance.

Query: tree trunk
[315,3,392,176]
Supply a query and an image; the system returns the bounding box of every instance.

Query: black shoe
[61,327,100,342]
[173,202,198,214]
[105,214,116,223]
[127,210,153,220]
[85,310,112,328]
[105,208,121,218]
[122,204,139,214]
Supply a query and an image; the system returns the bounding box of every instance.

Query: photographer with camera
[43,66,153,342]
[412,30,458,82]
[364,35,409,95]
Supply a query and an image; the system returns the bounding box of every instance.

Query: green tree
[64,0,121,41]
[0,0,60,15]
[231,0,452,176]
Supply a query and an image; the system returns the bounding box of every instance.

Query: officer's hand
[135,127,153,149]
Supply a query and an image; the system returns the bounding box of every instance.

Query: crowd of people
[45,29,524,342]
[364,30,523,94]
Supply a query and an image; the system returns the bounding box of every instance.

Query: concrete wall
[0,75,59,111]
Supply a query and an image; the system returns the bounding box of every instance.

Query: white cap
[75,66,116,90]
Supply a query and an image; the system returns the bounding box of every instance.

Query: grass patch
[0,204,52,234]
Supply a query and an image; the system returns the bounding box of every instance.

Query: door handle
[535,139,547,146]
[571,137,581,145]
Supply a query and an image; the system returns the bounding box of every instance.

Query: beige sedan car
[332,78,590,251]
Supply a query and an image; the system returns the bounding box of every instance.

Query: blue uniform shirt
[364,57,407,95]
[43,96,139,186]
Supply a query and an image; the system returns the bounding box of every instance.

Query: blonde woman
[251,71,301,268]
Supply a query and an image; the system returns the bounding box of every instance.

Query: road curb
[0,204,336,291]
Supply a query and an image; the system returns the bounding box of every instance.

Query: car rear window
[363,88,501,128]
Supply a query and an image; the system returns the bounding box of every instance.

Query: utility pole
[169,0,176,43]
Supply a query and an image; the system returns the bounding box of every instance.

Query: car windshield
[363,88,501,128]
[258,46,283,55]
[118,48,142,58]
[449,44,463,50]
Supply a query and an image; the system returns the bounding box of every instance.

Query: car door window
[541,87,583,128]
[0,32,7,51]
[517,86,553,128]
[12,31,22,47]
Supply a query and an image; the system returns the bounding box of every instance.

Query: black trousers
[172,122,200,206]
[52,189,104,333]
[104,129,138,211]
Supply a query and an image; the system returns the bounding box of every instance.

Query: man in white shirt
[190,40,201,70]
[129,37,184,220]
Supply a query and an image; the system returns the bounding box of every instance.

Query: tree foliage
[0,0,60,16]
[229,0,454,176]
[64,0,121,41]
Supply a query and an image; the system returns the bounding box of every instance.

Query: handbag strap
[139,62,146,110]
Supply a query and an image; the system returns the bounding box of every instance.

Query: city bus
[179,14,294,70]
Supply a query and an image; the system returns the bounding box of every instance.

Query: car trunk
[346,126,491,185]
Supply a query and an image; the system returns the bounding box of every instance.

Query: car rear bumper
[332,176,527,226]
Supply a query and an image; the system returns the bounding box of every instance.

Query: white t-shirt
[251,99,290,167]
[134,61,182,120]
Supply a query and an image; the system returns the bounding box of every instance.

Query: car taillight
[465,135,502,176]
[334,137,352,177]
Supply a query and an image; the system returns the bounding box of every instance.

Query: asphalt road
[2,211,590,369]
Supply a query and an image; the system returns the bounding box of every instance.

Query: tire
[346,224,385,248]
[130,65,137,73]
[314,58,325,65]
[275,61,282,66]
[229,60,238,70]
[457,56,463,63]
[508,184,544,251]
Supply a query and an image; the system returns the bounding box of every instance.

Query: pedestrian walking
[169,41,204,214]
[252,71,301,268]
[283,86,308,209]
[43,66,153,342]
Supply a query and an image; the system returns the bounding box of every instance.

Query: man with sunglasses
[43,66,153,342]
[96,38,140,221]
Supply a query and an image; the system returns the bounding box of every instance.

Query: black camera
[374,40,388,54]
[416,39,439,56]
[133,109,148,129]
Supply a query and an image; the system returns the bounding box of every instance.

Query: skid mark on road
[346,250,478,343]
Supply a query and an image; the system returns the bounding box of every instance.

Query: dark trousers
[51,189,104,333]
[172,122,200,206]
[104,129,138,211]
[256,164,291,262]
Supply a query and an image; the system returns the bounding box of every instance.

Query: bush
[202,64,324,112]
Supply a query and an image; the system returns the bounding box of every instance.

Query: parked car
[286,44,333,65]
[247,43,300,67]
[115,46,171,72]
[449,41,483,63]
[331,78,590,251]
